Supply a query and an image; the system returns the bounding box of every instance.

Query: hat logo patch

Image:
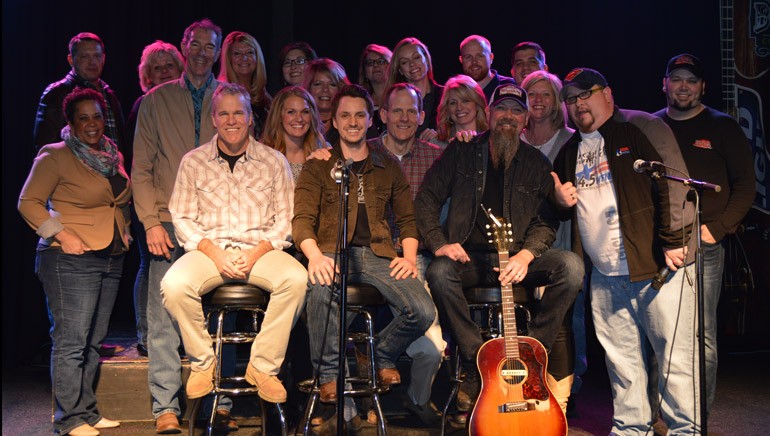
[499,86,523,97]
[565,69,583,82]
[692,139,712,149]
[674,55,696,66]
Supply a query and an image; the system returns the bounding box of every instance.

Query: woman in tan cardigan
[18,88,131,436]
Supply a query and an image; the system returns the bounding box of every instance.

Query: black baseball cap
[560,67,608,100]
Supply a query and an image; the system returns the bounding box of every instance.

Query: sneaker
[403,397,441,425]
[186,362,215,399]
[456,369,480,412]
[245,363,287,403]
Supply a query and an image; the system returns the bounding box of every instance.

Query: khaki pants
[161,249,308,374]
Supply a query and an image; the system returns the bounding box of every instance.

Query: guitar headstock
[480,204,512,253]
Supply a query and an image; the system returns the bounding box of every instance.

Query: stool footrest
[213,386,260,396]
[210,332,257,343]
[295,378,391,396]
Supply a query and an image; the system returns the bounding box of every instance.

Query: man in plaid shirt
[162,83,308,406]
[368,83,445,424]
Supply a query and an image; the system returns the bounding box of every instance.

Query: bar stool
[188,283,287,436]
[440,284,532,435]
[298,282,389,436]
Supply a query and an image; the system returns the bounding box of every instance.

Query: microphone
[330,158,354,183]
[633,159,664,173]
[651,266,670,290]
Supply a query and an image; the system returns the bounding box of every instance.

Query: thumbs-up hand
[551,171,578,208]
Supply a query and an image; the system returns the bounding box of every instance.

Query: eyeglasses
[564,87,604,105]
[282,57,307,68]
[365,58,388,67]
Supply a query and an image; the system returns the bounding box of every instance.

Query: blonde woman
[386,37,442,140]
[219,31,272,137]
[435,75,488,149]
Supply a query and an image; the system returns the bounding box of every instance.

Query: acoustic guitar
[468,206,568,435]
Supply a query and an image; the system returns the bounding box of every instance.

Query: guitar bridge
[498,401,534,413]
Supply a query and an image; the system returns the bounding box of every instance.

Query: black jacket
[33,71,125,152]
[553,107,693,281]
[415,131,557,257]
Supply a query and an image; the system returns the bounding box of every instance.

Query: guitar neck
[498,251,520,360]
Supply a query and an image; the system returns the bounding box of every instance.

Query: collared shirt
[169,135,294,252]
[368,134,443,200]
[185,73,215,148]
[369,134,442,249]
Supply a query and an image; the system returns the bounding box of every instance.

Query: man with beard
[415,84,583,416]
[459,35,514,102]
[654,54,754,413]
[551,68,697,434]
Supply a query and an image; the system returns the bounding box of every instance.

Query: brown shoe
[311,413,362,436]
[319,381,337,403]
[245,363,287,403]
[186,362,215,399]
[377,367,401,386]
[155,412,181,434]
[214,410,239,432]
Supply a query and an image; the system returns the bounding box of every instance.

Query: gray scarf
[61,125,120,177]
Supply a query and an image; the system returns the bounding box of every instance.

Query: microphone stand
[648,168,719,433]
[334,162,351,432]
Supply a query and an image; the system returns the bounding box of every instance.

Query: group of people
[19,18,755,436]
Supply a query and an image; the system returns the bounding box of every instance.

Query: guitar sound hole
[500,358,527,385]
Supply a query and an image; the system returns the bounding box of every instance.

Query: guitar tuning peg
[507,230,513,235]
[485,224,490,229]
[488,239,493,244]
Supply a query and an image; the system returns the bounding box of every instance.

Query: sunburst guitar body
[468,206,567,435]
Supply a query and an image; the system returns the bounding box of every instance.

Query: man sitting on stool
[293,84,435,431]
[161,83,308,405]
[415,84,583,414]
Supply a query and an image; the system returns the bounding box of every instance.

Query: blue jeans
[147,222,232,418]
[131,204,149,348]
[591,265,699,435]
[701,241,724,411]
[426,248,583,370]
[36,249,124,435]
[306,246,435,385]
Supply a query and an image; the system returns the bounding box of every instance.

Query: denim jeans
[36,249,124,435]
[591,265,700,435]
[701,241,724,411]
[403,253,444,406]
[147,222,232,418]
[131,204,149,348]
[306,246,435,385]
[426,248,583,370]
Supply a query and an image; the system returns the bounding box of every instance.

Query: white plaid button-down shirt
[169,135,294,252]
